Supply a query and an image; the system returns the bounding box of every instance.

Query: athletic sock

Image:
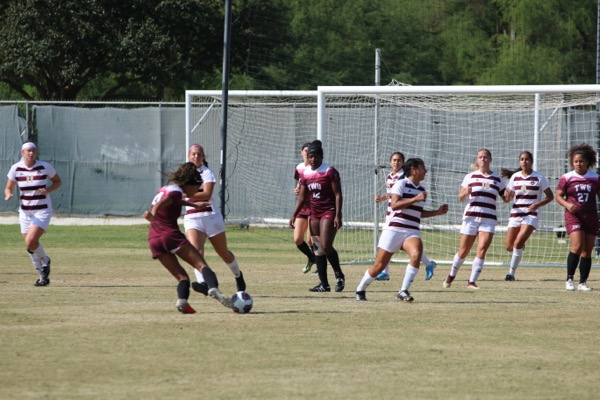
[380,264,390,274]
[509,248,524,276]
[421,253,431,266]
[27,249,42,273]
[327,249,342,276]
[177,280,191,300]
[469,257,484,283]
[579,256,592,283]
[201,266,219,289]
[450,254,465,277]
[226,256,241,278]
[566,252,580,280]
[193,268,205,283]
[297,242,315,262]
[401,265,419,291]
[357,270,376,292]
[315,255,329,287]
[33,244,49,265]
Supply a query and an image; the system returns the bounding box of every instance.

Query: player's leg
[184,227,209,295]
[294,216,315,273]
[467,231,494,288]
[577,233,596,291]
[207,230,246,292]
[319,218,344,292]
[23,218,51,286]
[444,231,476,288]
[155,252,196,314]
[308,218,330,292]
[397,236,422,302]
[176,242,232,309]
[356,248,394,301]
[508,224,535,280]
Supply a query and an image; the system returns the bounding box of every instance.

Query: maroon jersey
[556,170,600,218]
[300,163,340,217]
[148,185,186,240]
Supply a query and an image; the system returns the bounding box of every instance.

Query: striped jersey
[461,170,505,225]
[384,177,425,232]
[184,164,220,218]
[384,170,405,219]
[507,170,549,218]
[7,159,57,212]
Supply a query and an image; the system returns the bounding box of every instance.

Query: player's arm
[530,187,554,211]
[40,173,62,196]
[555,187,578,214]
[188,181,213,202]
[422,204,449,218]
[4,179,16,201]
[332,178,343,228]
[458,185,471,202]
[390,191,426,211]
[144,193,173,221]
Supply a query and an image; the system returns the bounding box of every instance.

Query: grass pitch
[0,224,598,399]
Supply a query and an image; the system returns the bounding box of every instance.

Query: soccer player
[184,144,246,296]
[4,141,62,286]
[501,151,554,281]
[443,149,509,289]
[555,143,600,291]
[374,151,438,281]
[289,140,345,292]
[144,162,232,314]
[356,158,448,302]
[293,142,316,273]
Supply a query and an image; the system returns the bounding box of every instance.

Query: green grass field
[0,224,598,400]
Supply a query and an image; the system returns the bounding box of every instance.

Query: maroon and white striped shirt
[384,178,425,232]
[507,170,549,219]
[7,160,57,212]
[461,170,505,225]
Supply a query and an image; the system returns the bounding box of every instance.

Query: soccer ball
[231,291,253,314]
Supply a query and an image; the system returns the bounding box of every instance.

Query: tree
[0,0,224,100]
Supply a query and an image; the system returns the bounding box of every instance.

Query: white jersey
[384,170,404,220]
[183,164,221,218]
[7,159,57,212]
[383,177,425,232]
[461,170,505,226]
[507,170,549,219]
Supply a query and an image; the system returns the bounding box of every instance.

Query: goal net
[186,85,600,267]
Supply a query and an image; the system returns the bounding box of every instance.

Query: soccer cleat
[397,290,414,302]
[565,279,575,291]
[355,291,367,301]
[425,261,437,280]
[309,283,331,292]
[235,271,246,292]
[176,299,197,314]
[191,281,209,296]
[505,274,515,281]
[335,277,345,292]
[303,260,315,274]
[375,272,390,281]
[578,282,592,291]
[467,281,479,289]
[443,275,455,288]
[33,278,50,287]
[208,288,233,309]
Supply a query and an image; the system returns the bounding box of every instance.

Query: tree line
[0,0,596,101]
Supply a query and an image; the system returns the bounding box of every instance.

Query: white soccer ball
[231,291,253,314]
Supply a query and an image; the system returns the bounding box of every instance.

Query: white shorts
[183,213,225,238]
[19,209,52,234]
[508,215,539,230]
[460,220,496,235]
[377,228,420,254]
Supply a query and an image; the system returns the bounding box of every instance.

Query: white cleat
[208,288,233,309]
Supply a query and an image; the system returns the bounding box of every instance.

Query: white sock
[28,251,42,273]
[194,268,205,283]
[401,265,419,291]
[356,270,376,291]
[421,253,431,266]
[381,264,389,274]
[509,248,524,276]
[469,257,484,283]
[33,244,49,265]
[450,254,465,277]
[226,257,241,278]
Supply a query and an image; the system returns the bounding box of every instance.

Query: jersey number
[577,192,589,203]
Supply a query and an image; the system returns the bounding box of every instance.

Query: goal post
[185,86,600,267]
[317,84,600,266]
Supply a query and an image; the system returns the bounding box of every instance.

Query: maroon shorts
[311,209,336,221]
[149,233,189,259]
[564,212,600,236]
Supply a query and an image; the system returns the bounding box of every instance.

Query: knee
[505,245,513,252]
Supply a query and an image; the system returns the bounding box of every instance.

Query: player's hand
[143,211,154,222]
[438,204,449,215]
[4,193,13,201]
